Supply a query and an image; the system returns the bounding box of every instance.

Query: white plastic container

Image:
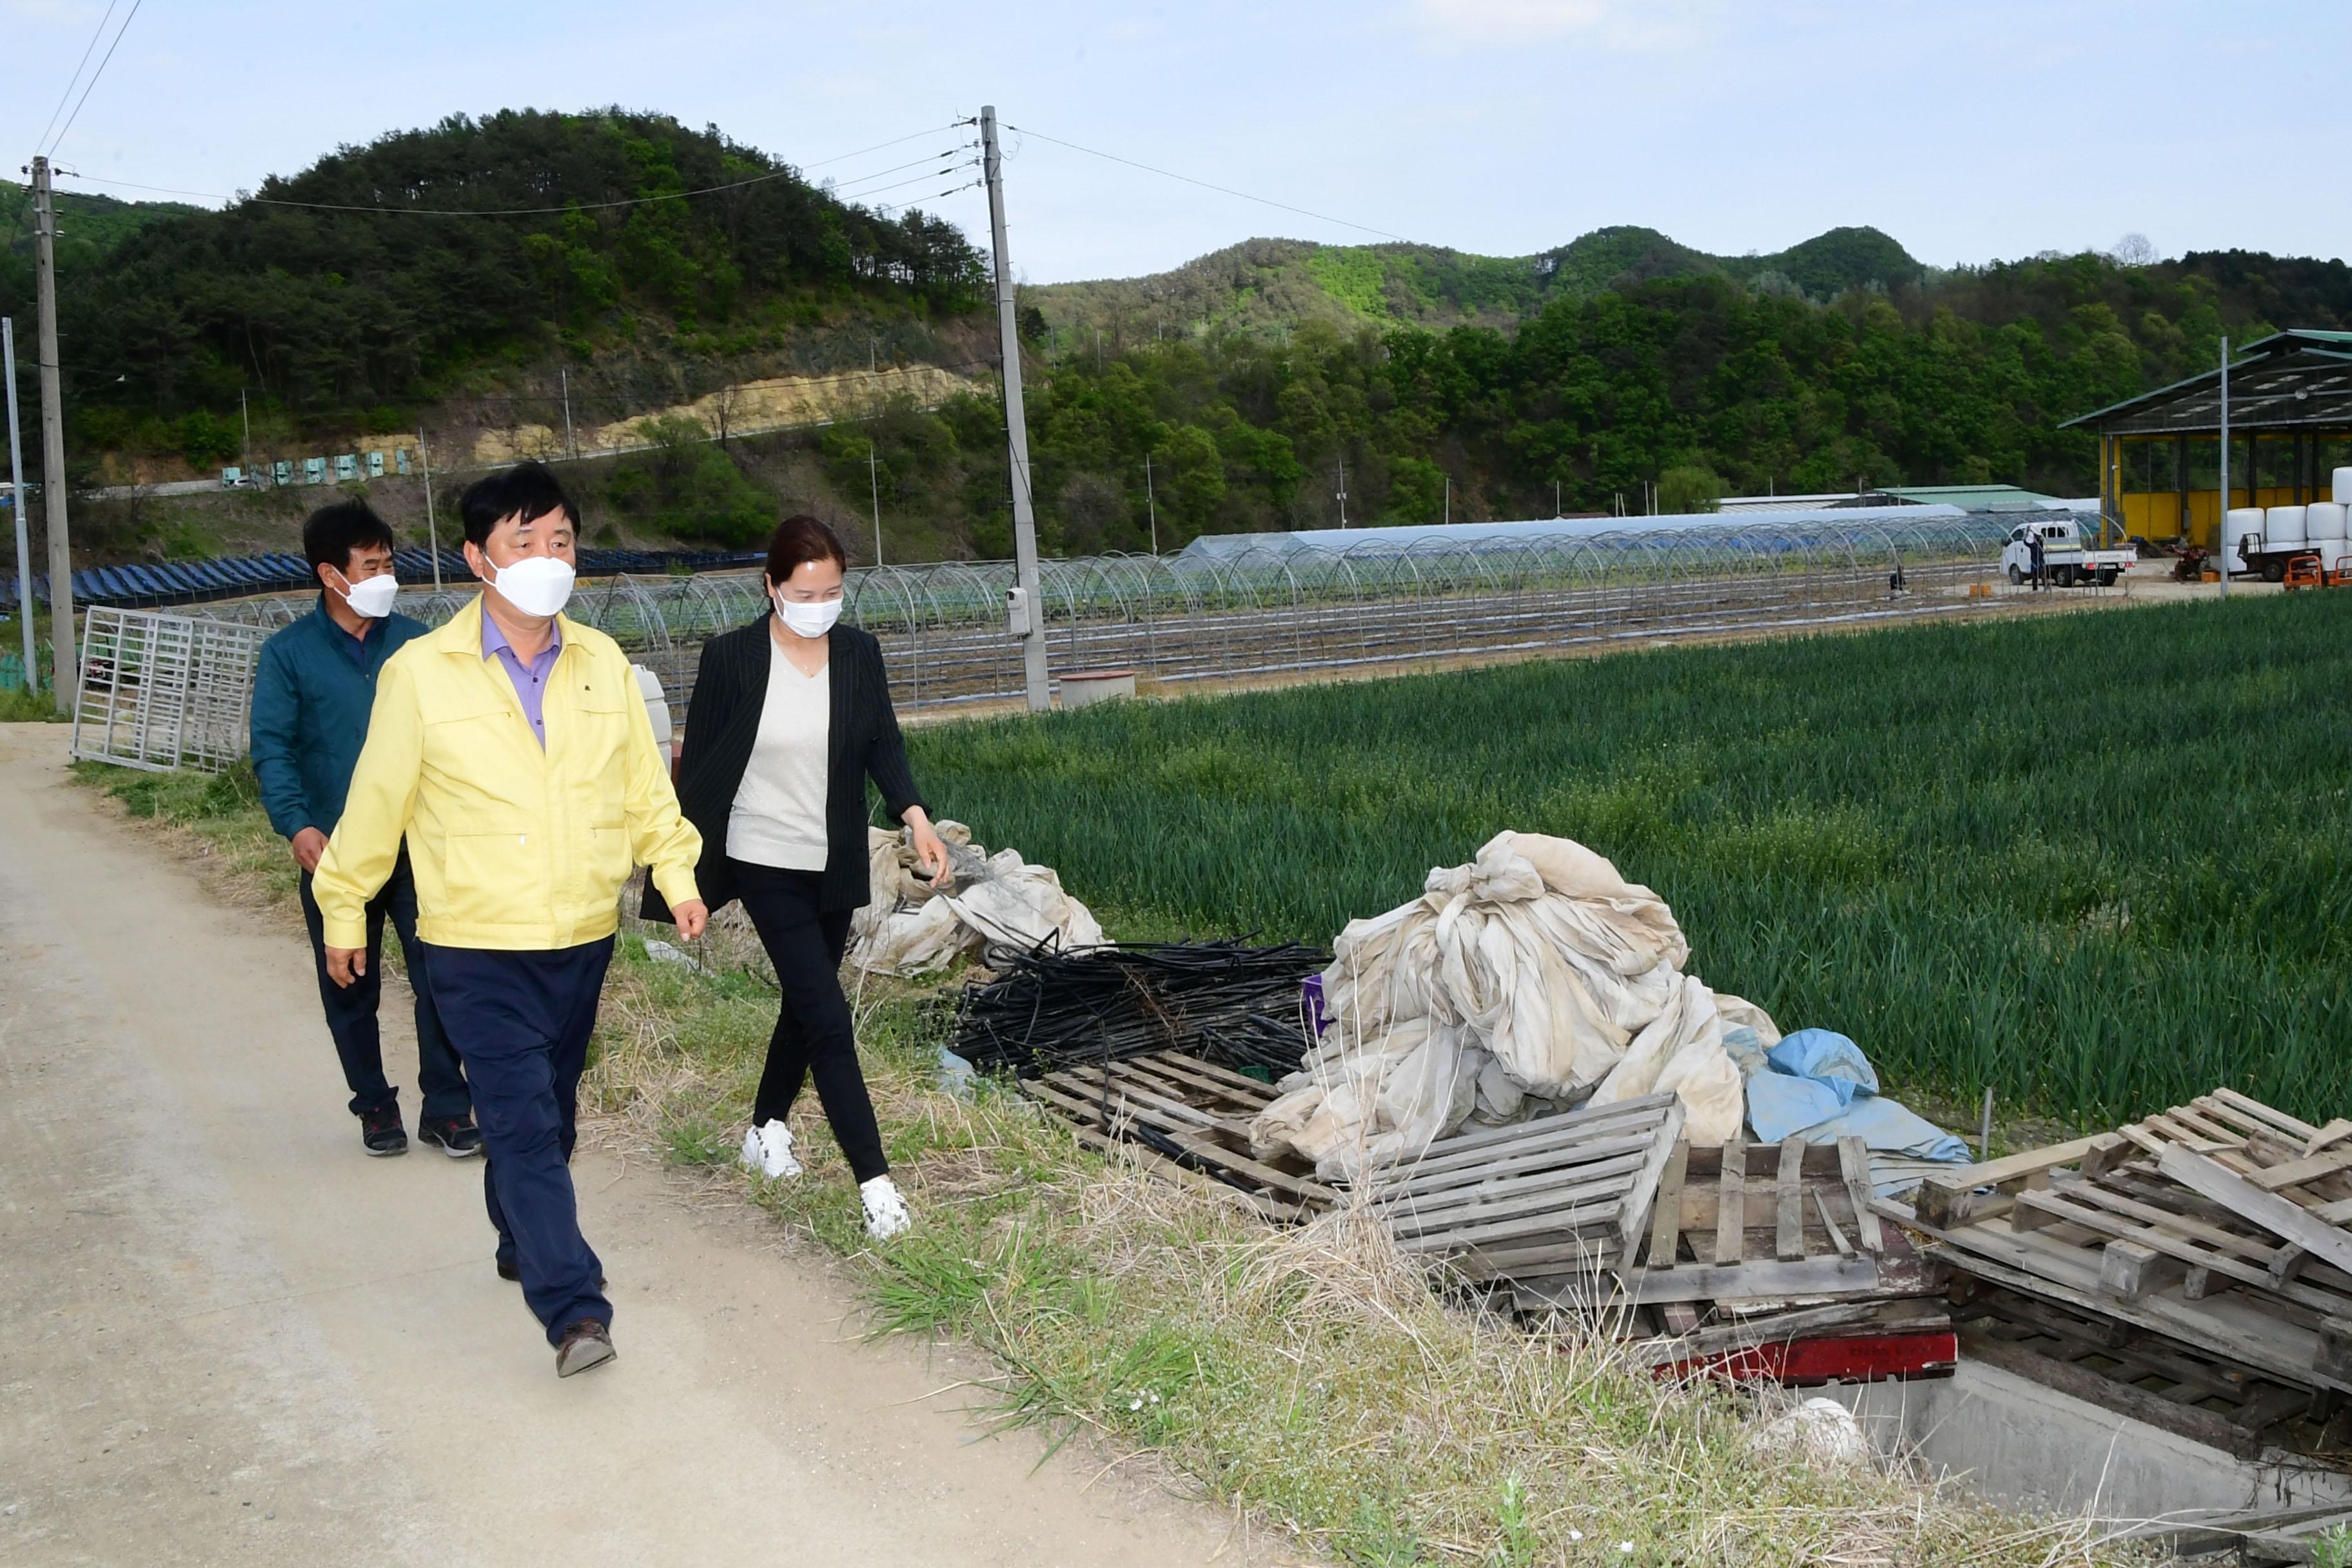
[2309,502,2349,542]
[2223,507,2267,571]
[2335,466,2352,505]
[2268,504,2309,545]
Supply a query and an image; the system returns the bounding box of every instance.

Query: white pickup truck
[2000,517,2133,587]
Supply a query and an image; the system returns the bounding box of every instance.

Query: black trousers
[298,851,469,1121]
[730,858,889,1183]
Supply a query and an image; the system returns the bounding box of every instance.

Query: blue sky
[6,0,2342,282]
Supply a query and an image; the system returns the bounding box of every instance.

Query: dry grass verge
[75,760,2141,1567]
[596,943,2137,1567]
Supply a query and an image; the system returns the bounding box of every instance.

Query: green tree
[605,416,774,545]
[1656,464,1723,514]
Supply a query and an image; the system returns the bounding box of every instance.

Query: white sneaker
[859,1175,912,1240]
[739,1120,803,1180]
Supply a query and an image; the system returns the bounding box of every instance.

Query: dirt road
[0,723,1282,1567]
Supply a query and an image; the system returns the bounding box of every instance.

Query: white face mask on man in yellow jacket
[309,598,704,953]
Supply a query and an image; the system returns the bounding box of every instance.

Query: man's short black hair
[302,501,397,575]
[459,460,579,547]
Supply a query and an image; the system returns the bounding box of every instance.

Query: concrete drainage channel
[1828,1362,2352,1553]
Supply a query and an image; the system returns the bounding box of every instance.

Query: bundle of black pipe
[954,941,1326,1079]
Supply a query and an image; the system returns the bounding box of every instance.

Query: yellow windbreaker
[311,598,701,951]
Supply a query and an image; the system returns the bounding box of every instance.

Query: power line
[820,148,972,194]
[46,0,145,159]
[826,162,979,204]
[54,121,972,217]
[870,180,984,217]
[33,0,119,156]
[1002,122,1410,244]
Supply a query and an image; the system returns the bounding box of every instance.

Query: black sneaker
[360,1104,408,1157]
[416,1115,483,1158]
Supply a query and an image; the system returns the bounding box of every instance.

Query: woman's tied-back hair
[765,514,848,587]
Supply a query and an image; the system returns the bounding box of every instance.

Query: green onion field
[910,594,2352,1126]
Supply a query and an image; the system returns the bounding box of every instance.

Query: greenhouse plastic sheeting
[1732,1026,1969,1161]
[848,822,1104,977]
[1249,831,1759,1181]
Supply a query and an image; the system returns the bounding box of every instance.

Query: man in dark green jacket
[251,502,476,1158]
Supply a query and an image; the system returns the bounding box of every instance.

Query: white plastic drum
[2268,504,2309,545]
[2335,466,2352,506]
[2224,507,2267,571]
[2309,502,2349,542]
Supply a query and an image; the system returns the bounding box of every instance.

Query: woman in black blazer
[643,514,948,1240]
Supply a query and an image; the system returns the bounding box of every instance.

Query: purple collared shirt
[481,603,561,750]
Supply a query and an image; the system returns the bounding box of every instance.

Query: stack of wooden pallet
[1023,1061,1954,1383]
[1884,1087,2352,1420]
[1021,1051,1337,1221]
[1361,1093,1686,1284]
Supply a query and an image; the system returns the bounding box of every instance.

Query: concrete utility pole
[1336,456,1348,527]
[868,442,884,567]
[1144,452,1158,554]
[5,319,35,694]
[31,157,73,712]
[981,105,1049,713]
[2218,335,2230,600]
[240,389,250,478]
[560,368,577,458]
[418,429,444,593]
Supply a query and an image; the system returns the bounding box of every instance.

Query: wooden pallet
[1951,1279,2342,1461]
[1023,1051,1337,1220]
[1360,1093,1685,1282]
[1513,1135,1939,1312]
[1896,1088,2352,1398]
[1917,1088,2352,1230]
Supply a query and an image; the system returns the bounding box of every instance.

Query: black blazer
[642,617,927,919]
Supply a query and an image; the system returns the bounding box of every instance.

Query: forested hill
[6,108,2349,566]
[0,110,986,455]
[1026,225,1928,339]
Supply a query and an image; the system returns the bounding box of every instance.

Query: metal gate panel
[72,606,265,772]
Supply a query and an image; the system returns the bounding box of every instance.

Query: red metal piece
[1653,1331,1959,1387]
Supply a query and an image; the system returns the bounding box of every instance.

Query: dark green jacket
[250,596,429,839]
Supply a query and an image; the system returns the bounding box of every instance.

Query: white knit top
[725,637,830,870]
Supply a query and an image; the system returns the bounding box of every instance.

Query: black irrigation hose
[955,940,1326,1078]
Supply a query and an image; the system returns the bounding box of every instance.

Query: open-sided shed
[2063,329,2352,549]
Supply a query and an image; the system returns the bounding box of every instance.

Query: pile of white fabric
[847,820,1106,977]
[1250,830,1770,1182]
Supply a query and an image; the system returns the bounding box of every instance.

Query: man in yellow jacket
[313,461,707,1378]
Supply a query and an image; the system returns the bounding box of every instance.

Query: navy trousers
[299,852,470,1121]
[418,937,614,1344]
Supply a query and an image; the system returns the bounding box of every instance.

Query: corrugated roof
[1885,484,2066,511]
[2062,329,2352,436]
[1175,506,1970,560]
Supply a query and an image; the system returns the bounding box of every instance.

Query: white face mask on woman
[333,569,399,618]
[485,554,576,618]
[772,591,843,639]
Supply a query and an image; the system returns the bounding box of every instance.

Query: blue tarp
[1735,1026,1969,1162]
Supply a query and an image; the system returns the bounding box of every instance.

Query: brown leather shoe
[554,1318,615,1378]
